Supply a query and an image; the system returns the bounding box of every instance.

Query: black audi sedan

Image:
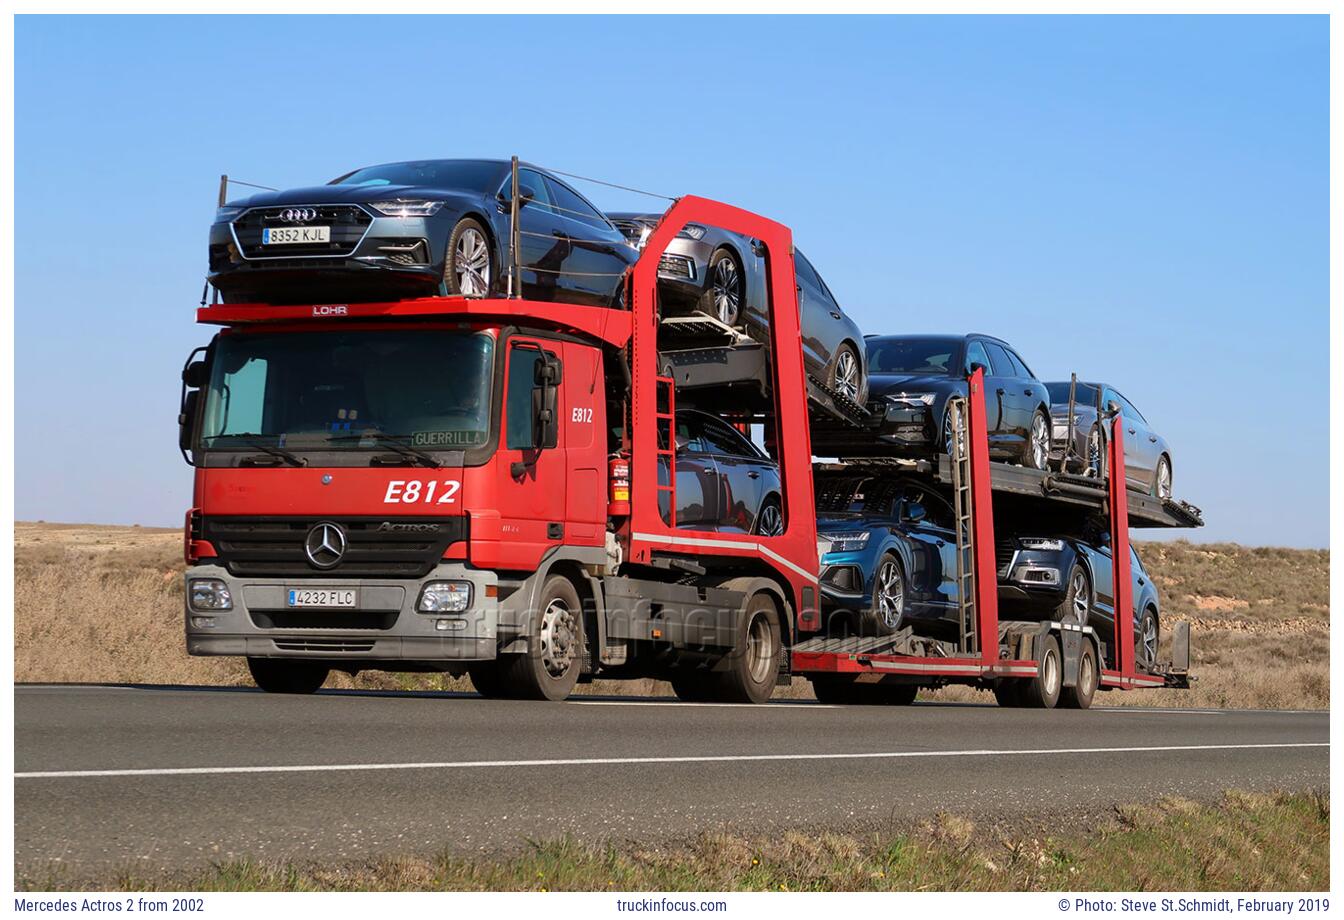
[208,159,637,307]
[1046,381,1175,499]
[864,333,1052,469]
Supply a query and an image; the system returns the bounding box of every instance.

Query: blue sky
[15,15,1328,547]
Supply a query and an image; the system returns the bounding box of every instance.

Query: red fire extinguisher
[608,454,631,517]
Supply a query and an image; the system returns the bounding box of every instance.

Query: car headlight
[370,199,445,218]
[819,531,871,553]
[188,578,233,611]
[885,392,937,406]
[1018,537,1064,551]
[215,206,245,221]
[417,581,472,613]
[676,224,707,241]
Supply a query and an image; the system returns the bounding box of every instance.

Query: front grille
[232,205,374,259]
[995,537,1017,578]
[273,638,375,653]
[202,516,468,579]
[251,610,399,631]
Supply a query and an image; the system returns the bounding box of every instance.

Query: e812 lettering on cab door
[383,480,462,505]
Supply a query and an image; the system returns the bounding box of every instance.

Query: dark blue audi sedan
[815,473,961,639]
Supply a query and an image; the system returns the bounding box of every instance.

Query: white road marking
[14,742,1326,780]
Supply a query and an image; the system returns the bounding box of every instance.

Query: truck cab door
[501,339,567,558]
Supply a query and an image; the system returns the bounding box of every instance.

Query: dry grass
[21,789,1328,892]
[13,525,1328,708]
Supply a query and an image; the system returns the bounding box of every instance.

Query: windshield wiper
[330,432,444,469]
[203,434,307,468]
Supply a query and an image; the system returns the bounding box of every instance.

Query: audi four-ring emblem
[279,208,318,223]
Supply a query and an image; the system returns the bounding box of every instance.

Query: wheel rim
[1079,650,1095,693]
[1142,615,1158,663]
[453,228,490,297]
[1157,459,1172,500]
[711,257,741,325]
[1070,570,1089,624]
[1042,648,1060,695]
[1030,414,1049,469]
[875,560,904,629]
[538,598,576,678]
[757,503,783,537]
[745,612,774,684]
[833,350,859,401]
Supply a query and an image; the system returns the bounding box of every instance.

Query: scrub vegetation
[14,523,1328,710]
[20,789,1328,892]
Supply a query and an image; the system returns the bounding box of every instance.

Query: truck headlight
[417,581,472,613]
[188,578,233,611]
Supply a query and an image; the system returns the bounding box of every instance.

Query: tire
[1061,640,1098,709]
[829,343,865,405]
[1136,607,1159,671]
[1021,410,1051,471]
[860,553,906,637]
[467,662,513,699]
[992,682,1023,707]
[698,248,743,326]
[753,496,784,537]
[1056,565,1091,627]
[498,575,584,701]
[1018,634,1063,709]
[247,658,328,695]
[706,592,781,704]
[1153,455,1173,500]
[444,217,494,298]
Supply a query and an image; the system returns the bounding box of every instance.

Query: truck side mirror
[532,385,558,450]
[182,360,209,389]
[179,389,199,454]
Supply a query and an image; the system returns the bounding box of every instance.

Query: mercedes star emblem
[304,521,347,569]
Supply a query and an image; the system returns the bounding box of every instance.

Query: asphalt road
[14,684,1328,879]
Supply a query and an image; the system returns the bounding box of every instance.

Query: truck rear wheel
[1061,640,1098,709]
[708,592,781,704]
[1019,634,1063,709]
[247,658,329,695]
[500,575,584,701]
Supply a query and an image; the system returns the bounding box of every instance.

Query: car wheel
[247,658,328,695]
[698,248,743,326]
[830,343,863,404]
[861,553,906,636]
[498,575,584,701]
[753,496,784,537]
[1136,607,1159,671]
[705,592,781,704]
[1056,565,1091,627]
[1153,455,1173,500]
[1020,410,1051,471]
[1019,634,1062,709]
[444,217,493,298]
[1061,640,1098,709]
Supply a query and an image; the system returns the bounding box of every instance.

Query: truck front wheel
[500,575,584,702]
[246,658,329,695]
[709,592,781,704]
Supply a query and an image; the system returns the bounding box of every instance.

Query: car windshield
[1047,381,1100,405]
[200,330,495,451]
[866,337,962,375]
[332,160,505,191]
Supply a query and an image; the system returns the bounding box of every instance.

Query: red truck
[180,192,1194,707]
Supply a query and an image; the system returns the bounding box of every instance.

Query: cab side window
[506,345,544,450]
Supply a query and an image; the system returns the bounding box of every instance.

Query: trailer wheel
[1019,634,1062,709]
[500,575,584,701]
[247,658,328,695]
[444,217,494,298]
[1061,641,1098,709]
[708,592,781,704]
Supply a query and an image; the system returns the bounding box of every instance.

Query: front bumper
[184,561,499,663]
[876,403,936,448]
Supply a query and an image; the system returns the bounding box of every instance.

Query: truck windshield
[200,330,494,452]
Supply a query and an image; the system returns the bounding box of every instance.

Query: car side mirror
[967,361,987,376]
[904,501,927,524]
[1106,399,1121,416]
